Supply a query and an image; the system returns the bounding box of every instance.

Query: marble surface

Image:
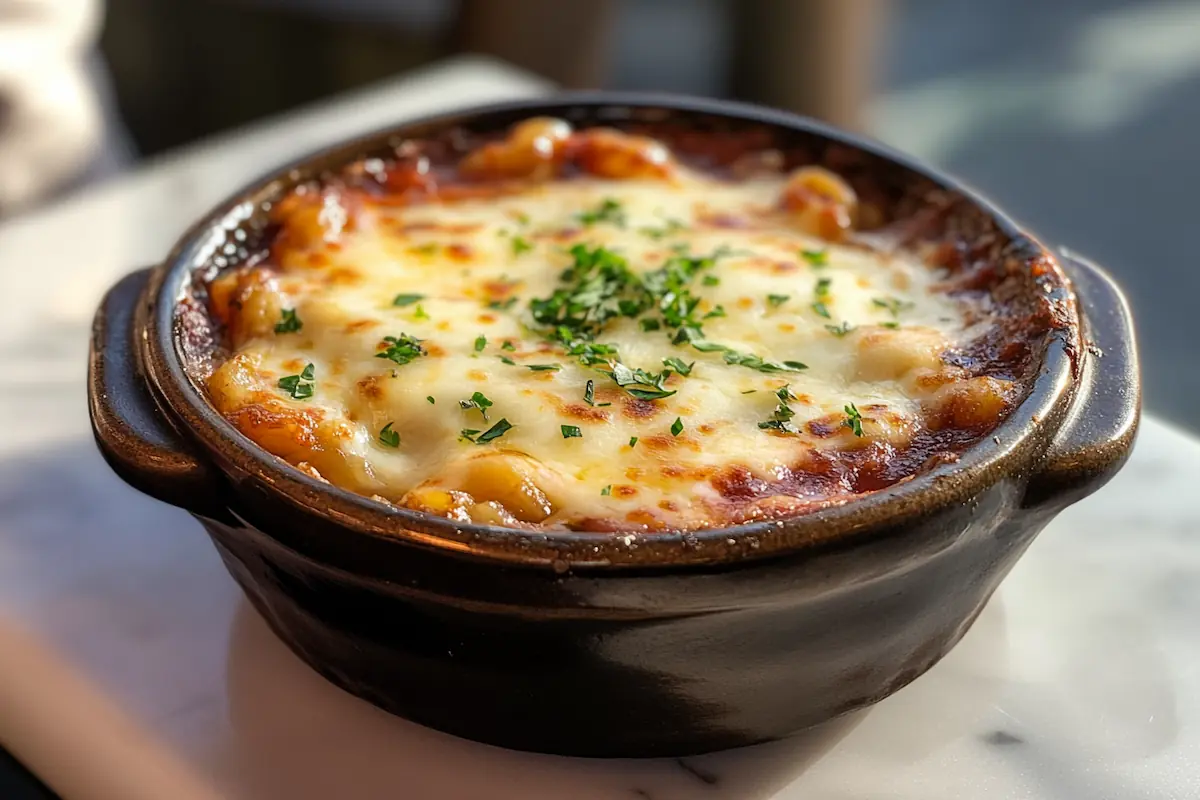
[1,56,1199,799]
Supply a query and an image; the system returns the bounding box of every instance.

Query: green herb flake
[561,425,583,439]
[825,321,855,337]
[662,356,694,376]
[629,436,638,447]
[488,297,519,311]
[640,318,662,332]
[511,236,533,257]
[670,417,684,437]
[575,198,626,227]
[474,418,513,444]
[376,333,425,366]
[880,321,901,330]
[274,308,303,334]
[721,350,808,374]
[413,304,430,320]
[498,355,517,365]
[801,248,829,267]
[500,340,516,351]
[767,294,790,309]
[459,391,494,420]
[844,403,865,437]
[609,361,678,401]
[426,396,436,404]
[527,363,562,372]
[378,422,400,448]
[277,363,316,400]
[872,296,914,318]
[600,484,613,496]
[811,277,833,318]
[704,304,727,319]
[474,334,487,353]
[639,218,686,240]
[392,293,424,307]
[584,379,596,406]
[757,384,800,434]
[702,275,721,287]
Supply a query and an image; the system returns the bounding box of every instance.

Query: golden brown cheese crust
[196,118,1059,533]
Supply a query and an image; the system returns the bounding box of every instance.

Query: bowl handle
[88,268,226,518]
[1023,249,1141,509]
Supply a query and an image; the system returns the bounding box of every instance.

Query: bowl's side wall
[199,475,1051,757]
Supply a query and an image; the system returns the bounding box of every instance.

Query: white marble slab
[0,56,1198,800]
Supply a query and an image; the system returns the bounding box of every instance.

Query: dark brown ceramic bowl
[87,94,1139,757]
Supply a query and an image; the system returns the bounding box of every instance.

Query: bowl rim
[138,91,1082,570]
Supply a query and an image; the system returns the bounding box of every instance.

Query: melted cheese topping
[206,158,1012,532]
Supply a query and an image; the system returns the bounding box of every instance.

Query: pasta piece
[779,166,858,240]
[570,128,675,180]
[928,376,1013,431]
[854,327,946,382]
[207,268,284,347]
[459,117,573,180]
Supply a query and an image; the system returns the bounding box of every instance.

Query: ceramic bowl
[87,95,1140,757]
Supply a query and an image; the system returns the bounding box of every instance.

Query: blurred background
[3,0,1197,432]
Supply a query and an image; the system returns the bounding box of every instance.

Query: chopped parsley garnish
[426,396,436,404]
[584,379,596,406]
[670,326,807,373]
[704,304,726,319]
[461,418,513,445]
[741,389,758,394]
[640,318,662,332]
[638,218,686,240]
[459,391,493,420]
[511,235,533,257]
[880,321,901,330]
[670,417,685,437]
[600,484,613,496]
[488,297,519,311]
[812,277,833,319]
[758,384,799,433]
[801,248,829,267]
[527,363,562,372]
[844,403,865,437]
[723,350,808,373]
[826,321,855,337]
[530,244,640,337]
[514,211,531,226]
[575,197,626,227]
[872,296,914,318]
[561,425,583,439]
[474,334,487,353]
[378,422,400,448]
[277,363,315,400]
[392,293,424,307]
[498,355,516,365]
[629,436,638,447]
[376,333,425,366]
[702,275,721,287]
[767,294,790,309]
[610,362,676,400]
[274,308,303,334]
[413,304,430,320]
[662,356,693,376]
[500,340,516,351]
